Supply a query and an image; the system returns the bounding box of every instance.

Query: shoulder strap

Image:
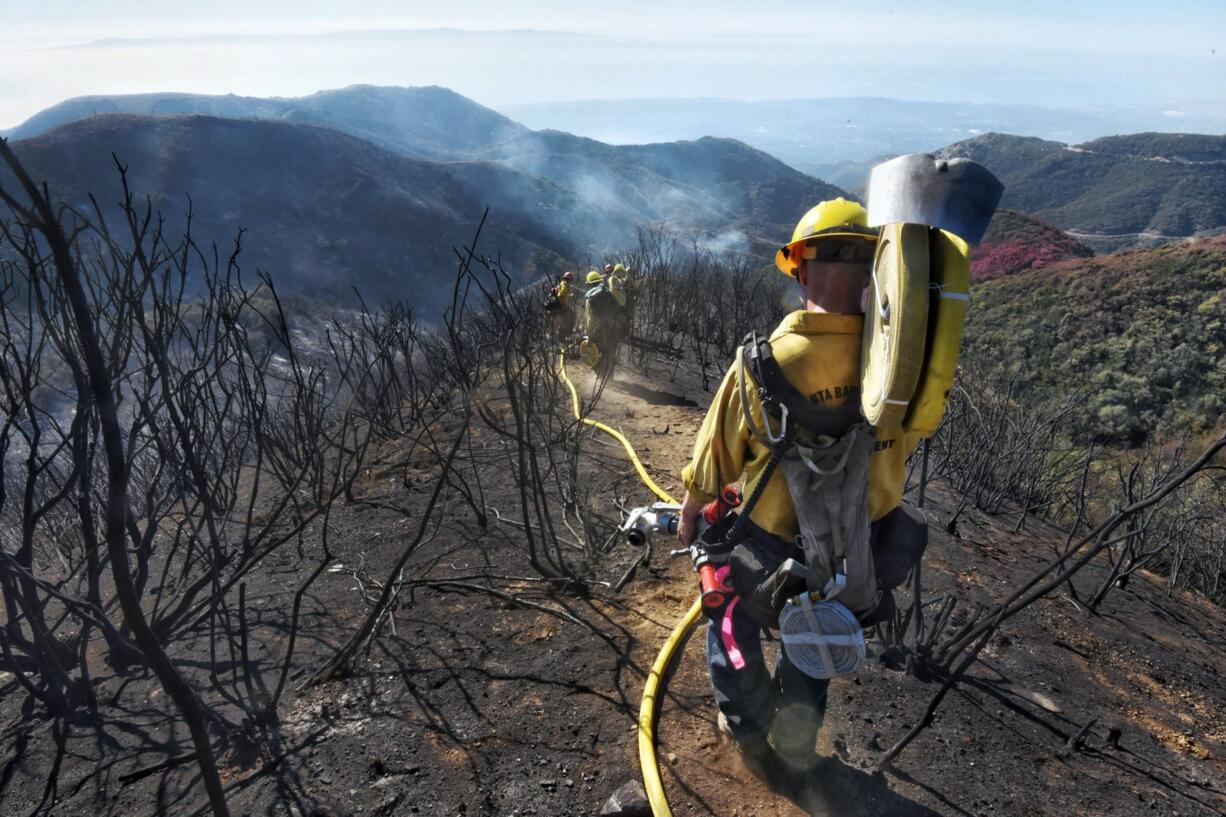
[737,336,778,449]
[741,332,862,439]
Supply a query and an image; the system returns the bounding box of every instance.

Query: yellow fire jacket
[681,310,923,542]
[607,274,628,307]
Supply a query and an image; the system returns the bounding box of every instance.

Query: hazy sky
[1,1,1222,128]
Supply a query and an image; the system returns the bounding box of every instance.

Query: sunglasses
[800,240,875,264]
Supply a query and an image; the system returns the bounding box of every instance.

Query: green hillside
[938,132,1226,243]
[963,236,1226,444]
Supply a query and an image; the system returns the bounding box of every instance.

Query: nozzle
[698,563,725,608]
[621,502,681,546]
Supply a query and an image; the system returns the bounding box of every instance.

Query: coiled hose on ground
[558,354,701,817]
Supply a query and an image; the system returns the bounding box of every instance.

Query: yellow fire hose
[559,354,675,505]
[558,354,702,817]
[638,601,703,816]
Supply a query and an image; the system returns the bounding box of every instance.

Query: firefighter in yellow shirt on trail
[606,263,631,305]
[545,270,577,341]
[675,198,929,781]
[580,268,630,375]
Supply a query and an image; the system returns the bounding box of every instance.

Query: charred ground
[2,351,1223,817]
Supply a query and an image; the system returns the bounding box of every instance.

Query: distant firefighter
[579,268,625,374]
[607,262,634,307]
[545,270,577,340]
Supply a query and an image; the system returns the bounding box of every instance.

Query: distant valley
[501,96,1226,168]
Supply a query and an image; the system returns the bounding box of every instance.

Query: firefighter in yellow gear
[676,197,929,777]
[580,267,630,374]
[607,263,631,307]
[554,270,576,308]
[547,270,577,340]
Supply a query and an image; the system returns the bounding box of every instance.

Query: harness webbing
[743,332,861,439]
[724,332,861,546]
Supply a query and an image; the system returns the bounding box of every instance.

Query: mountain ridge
[936,132,1226,247]
[501,95,1226,166]
[7,113,631,310]
[12,85,1226,299]
[10,86,841,243]
[6,85,530,161]
[7,108,840,310]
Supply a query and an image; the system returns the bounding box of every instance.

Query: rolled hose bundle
[862,153,1002,433]
[860,223,972,434]
[860,223,930,427]
[778,595,866,679]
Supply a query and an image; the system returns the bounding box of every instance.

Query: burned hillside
[0,142,1224,817]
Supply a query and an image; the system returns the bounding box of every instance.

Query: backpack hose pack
[862,152,1004,432]
[861,224,971,433]
[585,282,620,323]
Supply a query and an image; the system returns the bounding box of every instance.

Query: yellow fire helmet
[775,197,879,277]
[586,270,604,284]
